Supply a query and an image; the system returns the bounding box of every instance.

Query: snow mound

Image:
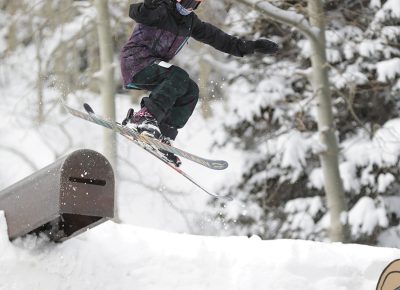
[0,213,399,290]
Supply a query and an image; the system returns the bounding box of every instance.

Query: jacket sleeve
[191,15,255,57]
[129,3,167,26]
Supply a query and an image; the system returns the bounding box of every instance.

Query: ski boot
[159,136,182,167]
[122,108,182,167]
[123,107,161,139]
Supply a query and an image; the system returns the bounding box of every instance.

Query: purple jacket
[120,1,255,87]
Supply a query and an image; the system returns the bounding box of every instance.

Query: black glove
[144,0,163,9]
[253,39,279,55]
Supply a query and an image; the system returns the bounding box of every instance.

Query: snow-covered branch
[235,0,319,41]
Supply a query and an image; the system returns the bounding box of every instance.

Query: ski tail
[83,103,94,114]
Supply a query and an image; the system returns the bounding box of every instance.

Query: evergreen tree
[211,0,400,245]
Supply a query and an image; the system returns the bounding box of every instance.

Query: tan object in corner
[376,259,400,290]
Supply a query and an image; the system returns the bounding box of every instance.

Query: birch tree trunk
[94,0,118,218]
[307,0,347,242]
[35,28,44,124]
[199,57,212,119]
[236,0,347,242]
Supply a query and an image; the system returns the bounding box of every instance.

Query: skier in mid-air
[120,0,279,166]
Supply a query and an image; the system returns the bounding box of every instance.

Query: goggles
[179,0,201,10]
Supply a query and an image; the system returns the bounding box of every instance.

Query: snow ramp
[0,218,399,290]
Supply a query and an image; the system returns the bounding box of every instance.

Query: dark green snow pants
[129,63,199,140]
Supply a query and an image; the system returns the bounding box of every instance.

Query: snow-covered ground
[0,212,398,290]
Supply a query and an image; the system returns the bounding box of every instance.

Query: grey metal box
[0,149,115,242]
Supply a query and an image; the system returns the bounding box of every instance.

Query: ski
[60,100,232,200]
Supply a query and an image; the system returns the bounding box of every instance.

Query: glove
[253,39,279,55]
[144,0,163,9]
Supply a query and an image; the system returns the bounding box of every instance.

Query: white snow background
[1,1,400,289]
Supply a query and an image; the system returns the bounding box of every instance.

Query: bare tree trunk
[35,28,44,124]
[94,0,118,219]
[235,0,347,242]
[199,57,212,119]
[307,0,347,242]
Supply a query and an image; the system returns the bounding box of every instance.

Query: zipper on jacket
[173,36,189,56]
[166,14,194,58]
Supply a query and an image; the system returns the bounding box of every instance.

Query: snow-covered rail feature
[0,149,114,242]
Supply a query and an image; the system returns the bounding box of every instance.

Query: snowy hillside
[0,213,398,290]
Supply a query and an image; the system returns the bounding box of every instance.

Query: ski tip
[214,194,234,202]
[222,195,234,202]
[210,160,229,170]
[83,103,94,114]
[221,161,229,170]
